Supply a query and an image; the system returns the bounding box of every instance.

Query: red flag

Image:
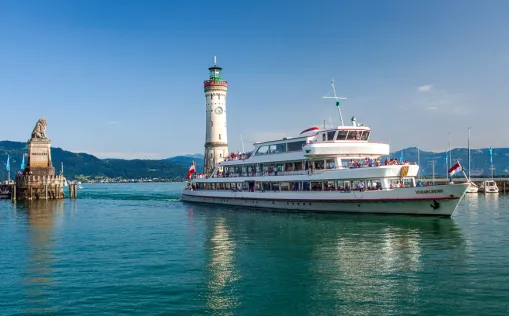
[448,162,462,176]
[186,163,196,179]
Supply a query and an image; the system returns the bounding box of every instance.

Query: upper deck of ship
[219,118,389,167]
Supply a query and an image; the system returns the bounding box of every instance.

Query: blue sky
[1,0,508,159]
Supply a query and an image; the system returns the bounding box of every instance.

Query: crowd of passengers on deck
[190,158,416,179]
[349,157,412,168]
[223,151,252,161]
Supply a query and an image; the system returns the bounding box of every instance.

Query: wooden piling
[11,184,16,201]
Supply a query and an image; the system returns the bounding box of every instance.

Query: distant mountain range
[0,140,506,180]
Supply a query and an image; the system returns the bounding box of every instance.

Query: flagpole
[417,145,420,178]
[448,132,451,171]
[6,155,10,183]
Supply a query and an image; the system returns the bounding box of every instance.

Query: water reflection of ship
[193,205,466,314]
[17,200,64,314]
[483,192,500,210]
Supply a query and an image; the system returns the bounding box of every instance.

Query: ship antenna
[323,79,347,126]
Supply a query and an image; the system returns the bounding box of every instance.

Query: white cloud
[417,84,434,92]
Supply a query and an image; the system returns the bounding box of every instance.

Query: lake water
[1,183,508,315]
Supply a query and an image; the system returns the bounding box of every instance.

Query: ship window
[314,161,324,170]
[269,143,286,153]
[336,131,348,140]
[327,131,336,141]
[287,141,306,152]
[311,182,322,191]
[256,146,269,155]
[347,131,361,140]
[326,159,335,169]
[322,133,326,141]
[361,131,370,140]
[325,181,335,190]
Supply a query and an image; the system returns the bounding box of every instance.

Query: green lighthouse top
[208,56,222,81]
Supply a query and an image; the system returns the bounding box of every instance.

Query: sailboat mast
[468,127,471,179]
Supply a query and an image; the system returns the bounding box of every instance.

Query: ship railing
[210,163,415,179]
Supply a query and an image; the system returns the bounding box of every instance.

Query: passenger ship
[182,117,469,216]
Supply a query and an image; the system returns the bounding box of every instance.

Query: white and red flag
[448,162,463,177]
[186,162,196,179]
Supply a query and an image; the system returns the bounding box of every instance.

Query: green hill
[0,141,197,181]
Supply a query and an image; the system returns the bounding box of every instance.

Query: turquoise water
[1,183,509,315]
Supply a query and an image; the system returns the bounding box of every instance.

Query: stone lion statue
[31,116,48,139]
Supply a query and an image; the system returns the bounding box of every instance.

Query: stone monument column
[15,117,66,200]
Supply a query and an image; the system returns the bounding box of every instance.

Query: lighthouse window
[219,134,221,140]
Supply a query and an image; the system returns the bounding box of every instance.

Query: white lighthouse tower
[203,56,229,174]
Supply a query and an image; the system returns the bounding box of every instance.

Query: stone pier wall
[16,174,66,200]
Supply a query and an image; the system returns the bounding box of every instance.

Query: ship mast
[323,80,347,126]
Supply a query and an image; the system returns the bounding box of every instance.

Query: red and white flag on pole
[186,162,196,179]
[448,161,463,176]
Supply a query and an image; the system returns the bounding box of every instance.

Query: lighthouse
[203,56,228,174]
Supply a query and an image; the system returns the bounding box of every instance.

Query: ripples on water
[1,183,509,315]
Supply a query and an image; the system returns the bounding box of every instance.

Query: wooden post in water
[11,184,16,201]
[45,184,48,200]
[74,184,78,198]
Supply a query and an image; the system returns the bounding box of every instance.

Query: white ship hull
[480,187,499,193]
[182,183,468,216]
[466,183,479,193]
